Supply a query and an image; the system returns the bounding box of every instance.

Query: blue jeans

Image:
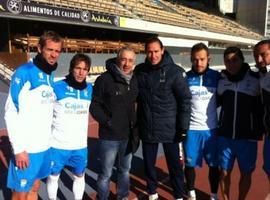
[97,139,132,200]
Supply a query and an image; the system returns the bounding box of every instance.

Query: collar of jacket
[222,62,250,82]
[64,73,87,90]
[33,53,57,75]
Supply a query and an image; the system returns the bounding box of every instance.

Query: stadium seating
[27,0,262,40]
[12,34,145,53]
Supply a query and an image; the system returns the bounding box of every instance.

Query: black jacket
[135,51,191,143]
[259,71,270,137]
[217,63,264,140]
[90,58,138,140]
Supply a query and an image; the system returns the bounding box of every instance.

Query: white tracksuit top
[186,68,220,131]
[51,79,92,150]
[5,62,55,154]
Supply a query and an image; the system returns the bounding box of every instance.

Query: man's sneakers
[187,190,196,200]
[149,193,159,200]
[209,193,218,200]
[149,191,217,200]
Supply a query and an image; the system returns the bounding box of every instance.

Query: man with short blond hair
[5,31,62,200]
[184,43,220,200]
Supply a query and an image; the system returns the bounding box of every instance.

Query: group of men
[4,30,270,200]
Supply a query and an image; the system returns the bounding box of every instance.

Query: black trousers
[142,142,184,198]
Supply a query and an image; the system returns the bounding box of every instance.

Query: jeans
[142,142,184,199]
[96,139,132,200]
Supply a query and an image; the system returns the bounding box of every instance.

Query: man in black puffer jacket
[135,37,191,200]
[90,47,138,200]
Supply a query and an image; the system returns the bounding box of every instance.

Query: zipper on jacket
[47,74,51,87]
[200,75,203,87]
[250,114,253,131]
[232,83,238,139]
[77,89,80,99]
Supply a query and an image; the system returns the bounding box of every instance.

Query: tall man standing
[5,31,62,200]
[184,43,220,200]
[253,40,270,200]
[135,37,191,200]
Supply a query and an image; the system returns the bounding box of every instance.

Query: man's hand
[15,151,29,170]
[179,131,187,141]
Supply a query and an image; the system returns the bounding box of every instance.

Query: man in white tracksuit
[5,31,62,200]
[46,53,92,200]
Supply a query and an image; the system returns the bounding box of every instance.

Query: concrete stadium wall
[0,92,7,129]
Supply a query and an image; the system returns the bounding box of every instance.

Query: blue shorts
[184,129,218,167]
[263,137,270,177]
[50,147,88,175]
[7,149,51,192]
[218,136,257,173]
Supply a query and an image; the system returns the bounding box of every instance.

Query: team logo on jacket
[206,79,212,85]
[38,72,44,80]
[84,89,88,97]
[14,77,20,84]
[66,86,74,93]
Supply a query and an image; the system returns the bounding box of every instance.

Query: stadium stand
[27,0,261,41]
[12,35,145,53]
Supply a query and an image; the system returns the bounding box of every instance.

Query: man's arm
[89,76,111,126]
[5,68,30,169]
[173,69,191,135]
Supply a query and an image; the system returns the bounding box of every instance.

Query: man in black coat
[90,47,138,200]
[135,37,191,200]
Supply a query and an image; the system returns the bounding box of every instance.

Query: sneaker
[118,197,128,200]
[187,190,196,200]
[149,193,158,200]
[209,193,218,200]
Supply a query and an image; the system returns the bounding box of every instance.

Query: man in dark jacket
[253,40,270,200]
[135,37,191,200]
[90,47,138,200]
[218,47,264,200]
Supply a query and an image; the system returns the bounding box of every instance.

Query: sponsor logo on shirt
[41,90,54,104]
[64,102,87,114]
[20,179,27,188]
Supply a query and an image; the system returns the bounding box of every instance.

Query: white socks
[73,174,85,200]
[47,174,60,200]
[47,174,85,200]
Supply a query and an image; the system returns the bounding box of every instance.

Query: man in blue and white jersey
[184,43,220,200]
[46,53,92,200]
[5,31,62,200]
